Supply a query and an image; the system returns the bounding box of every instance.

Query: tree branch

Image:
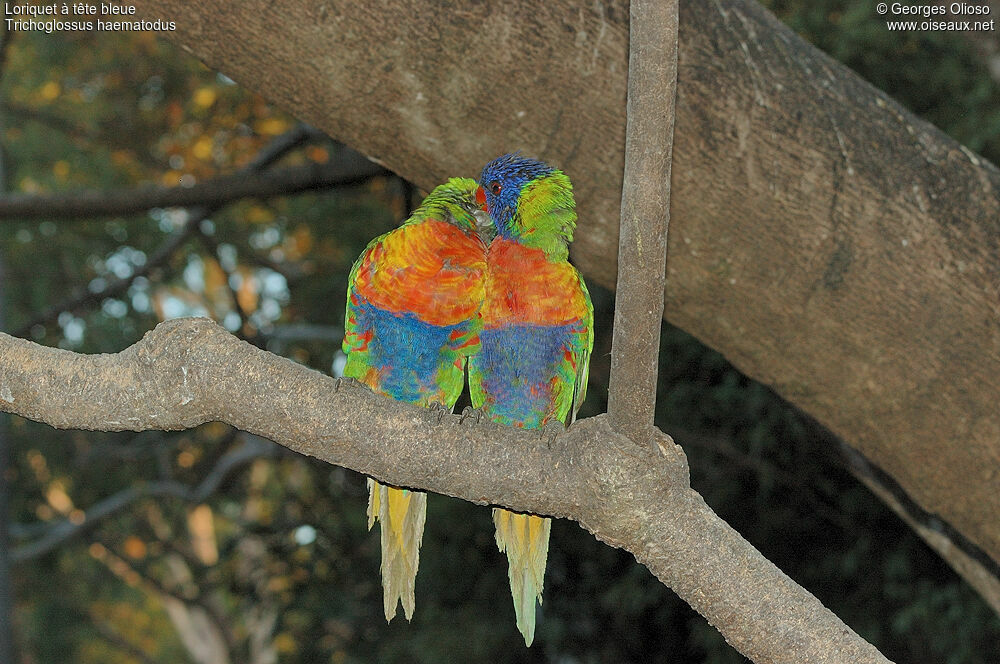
[0,156,387,221]
[0,318,889,663]
[10,435,279,562]
[11,125,318,338]
[91,619,160,664]
[838,439,1000,616]
[607,0,677,445]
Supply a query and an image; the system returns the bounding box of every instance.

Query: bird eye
[490,181,502,196]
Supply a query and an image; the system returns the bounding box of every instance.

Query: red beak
[475,186,487,210]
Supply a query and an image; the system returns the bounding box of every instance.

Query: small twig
[11,436,278,562]
[12,216,199,337]
[606,0,679,447]
[95,536,237,661]
[194,230,254,342]
[91,619,160,664]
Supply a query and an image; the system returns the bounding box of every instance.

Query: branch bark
[0,319,889,663]
[607,0,677,444]
[126,0,1000,578]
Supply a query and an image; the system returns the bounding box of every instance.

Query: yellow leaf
[18,177,41,194]
[26,449,50,482]
[123,536,147,560]
[162,170,183,187]
[46,481,74,514]
[110,150,133,167]
[39,81,60,101]
[236,268,259,314]
[203,257,227,295]
[273,633,297,654]
[284,226,313,260]
[52,160,70,179]
[187,505,219,565]
[267,576,291,593]
[202,421,229,439]
[193,86,217,109]
[245,205,274,224]
[307,145,329,163]
[255,117,291,136]
[192,135,213,161]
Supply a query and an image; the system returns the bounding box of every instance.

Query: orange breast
[481,237,588,327]
[354,219,487,325]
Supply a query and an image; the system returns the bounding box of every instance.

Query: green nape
[514,172,577,260]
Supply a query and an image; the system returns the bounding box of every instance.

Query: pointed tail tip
[402,596,415,622]
[382,591,417,623]
[517,616,536,647]
[383,597,397,623]
[515,592,537,647]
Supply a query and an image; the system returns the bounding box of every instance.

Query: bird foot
[539,420,566,448]
[459,406,485,425]
[334,376,360,393]
[427,400,449,423]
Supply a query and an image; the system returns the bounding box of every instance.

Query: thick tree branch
[0,156,387,221]
[0,319,889,663]
[607,0,677,445]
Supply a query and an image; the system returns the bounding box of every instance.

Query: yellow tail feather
[367,479,427,622]
[493,508,551,646]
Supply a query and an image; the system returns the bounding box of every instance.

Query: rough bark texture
[125,0,1000,573]
[607,0,677,445]
[0,319,891,663]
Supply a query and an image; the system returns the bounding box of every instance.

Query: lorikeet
[342,177,492,622]
[469,154,594,645]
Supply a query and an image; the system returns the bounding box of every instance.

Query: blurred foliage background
[1,1,999,662]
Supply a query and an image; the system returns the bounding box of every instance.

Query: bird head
[477,153,576,258]
[417,177,495,244]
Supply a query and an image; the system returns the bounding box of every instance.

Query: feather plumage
[470,155,594,645]
[343,177,490,621]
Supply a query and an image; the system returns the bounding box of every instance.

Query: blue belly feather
[348,297,466,404]
[474,323,580,428]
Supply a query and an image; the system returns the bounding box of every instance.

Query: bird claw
[539,420,565,448]
[427,400,448,423]
[334,376,359,393]
[459,406,484,425]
